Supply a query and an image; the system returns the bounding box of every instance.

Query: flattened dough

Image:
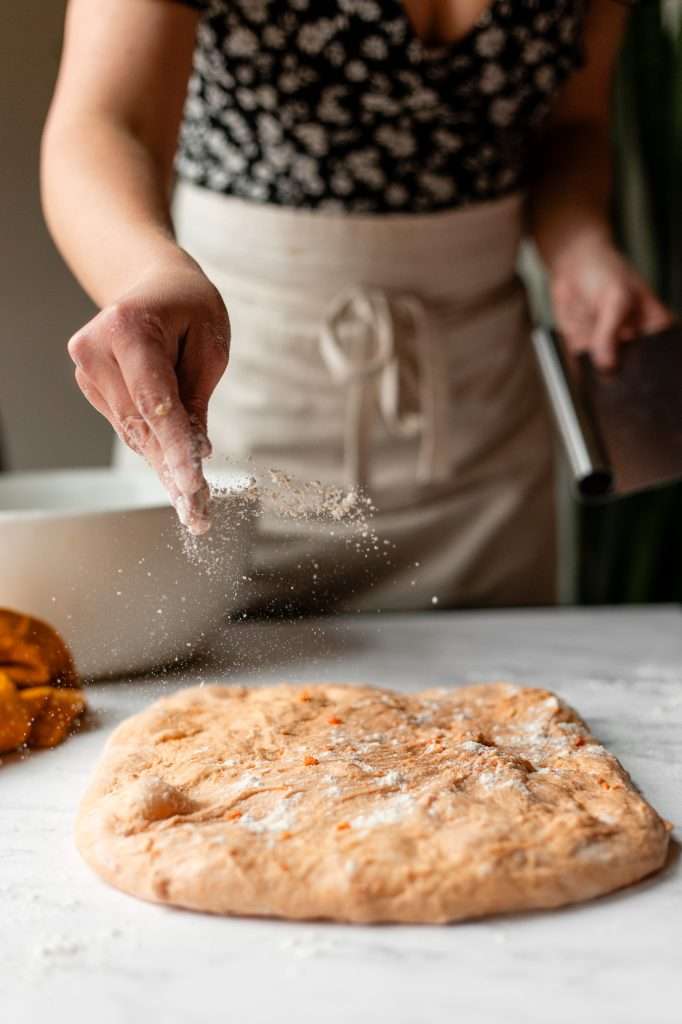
[76,683,670,923]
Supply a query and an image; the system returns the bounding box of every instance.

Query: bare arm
[42,0,228,531]
[42,0,198,300]
[528,0,671,369]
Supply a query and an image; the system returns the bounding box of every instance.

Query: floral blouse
[174,0,586,213]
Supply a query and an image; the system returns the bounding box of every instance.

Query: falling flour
[177,461,381,600]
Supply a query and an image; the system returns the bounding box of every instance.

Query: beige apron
[121,182,556,611]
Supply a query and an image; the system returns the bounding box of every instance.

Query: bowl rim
[0,466,254,522]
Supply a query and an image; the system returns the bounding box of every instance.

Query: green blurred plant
[577,1,682,604]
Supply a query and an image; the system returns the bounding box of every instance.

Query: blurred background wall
[0,0,111,470]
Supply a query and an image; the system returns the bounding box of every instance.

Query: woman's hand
[550,235,673,371]
[68,250,229,533]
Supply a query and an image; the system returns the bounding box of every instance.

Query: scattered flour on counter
[277,930,404,962]
[35,938,84,961]
[32,927,124,971]
[633,663,682,685]
[279,931,339,959]
[276,930,378,961]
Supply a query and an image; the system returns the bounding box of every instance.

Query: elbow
[39,107,67,240]
[39,104,93,246]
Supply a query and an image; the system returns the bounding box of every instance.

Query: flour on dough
[76,683,670,923]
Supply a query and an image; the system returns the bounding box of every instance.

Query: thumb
[639,292,675,336]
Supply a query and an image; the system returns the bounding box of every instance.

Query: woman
[41,0,670,612]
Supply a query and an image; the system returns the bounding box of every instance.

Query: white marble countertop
[2,607,681,1024]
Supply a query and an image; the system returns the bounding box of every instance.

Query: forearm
[529,118,670,369]
[41,0,222,533]
[528,122,614,275]
[41,115,188,306]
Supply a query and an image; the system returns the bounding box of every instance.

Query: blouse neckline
[396,0,501,58]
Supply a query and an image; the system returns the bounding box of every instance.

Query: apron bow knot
[320,286,451,492]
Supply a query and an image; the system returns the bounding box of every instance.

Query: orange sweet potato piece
[0,609,79,689]
[27,689,86,749]
[17,685,52,721]
[0,611,85,753]
[0,671,31,753]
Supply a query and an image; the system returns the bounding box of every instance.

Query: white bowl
[0,468,256,679]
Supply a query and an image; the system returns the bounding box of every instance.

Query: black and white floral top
[174,0,586,213]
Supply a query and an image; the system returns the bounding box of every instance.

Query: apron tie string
[319,286,451,492]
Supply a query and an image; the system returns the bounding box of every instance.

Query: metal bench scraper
[532,324,682,500]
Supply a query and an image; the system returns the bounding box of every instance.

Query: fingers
[72,347,151,455]
[69,309,211,534]
[590,285,631,371]
[552,244,675,375]
[92,307,208,510]
[177,313,230,449]
[554,280,628,372]
[552,279,595,357]
[67,279,226,537]
[639,293,675,336]
[591,287,674,371]
[75,367,181,507]
[74,367,115,423]
[119,351,211,534]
